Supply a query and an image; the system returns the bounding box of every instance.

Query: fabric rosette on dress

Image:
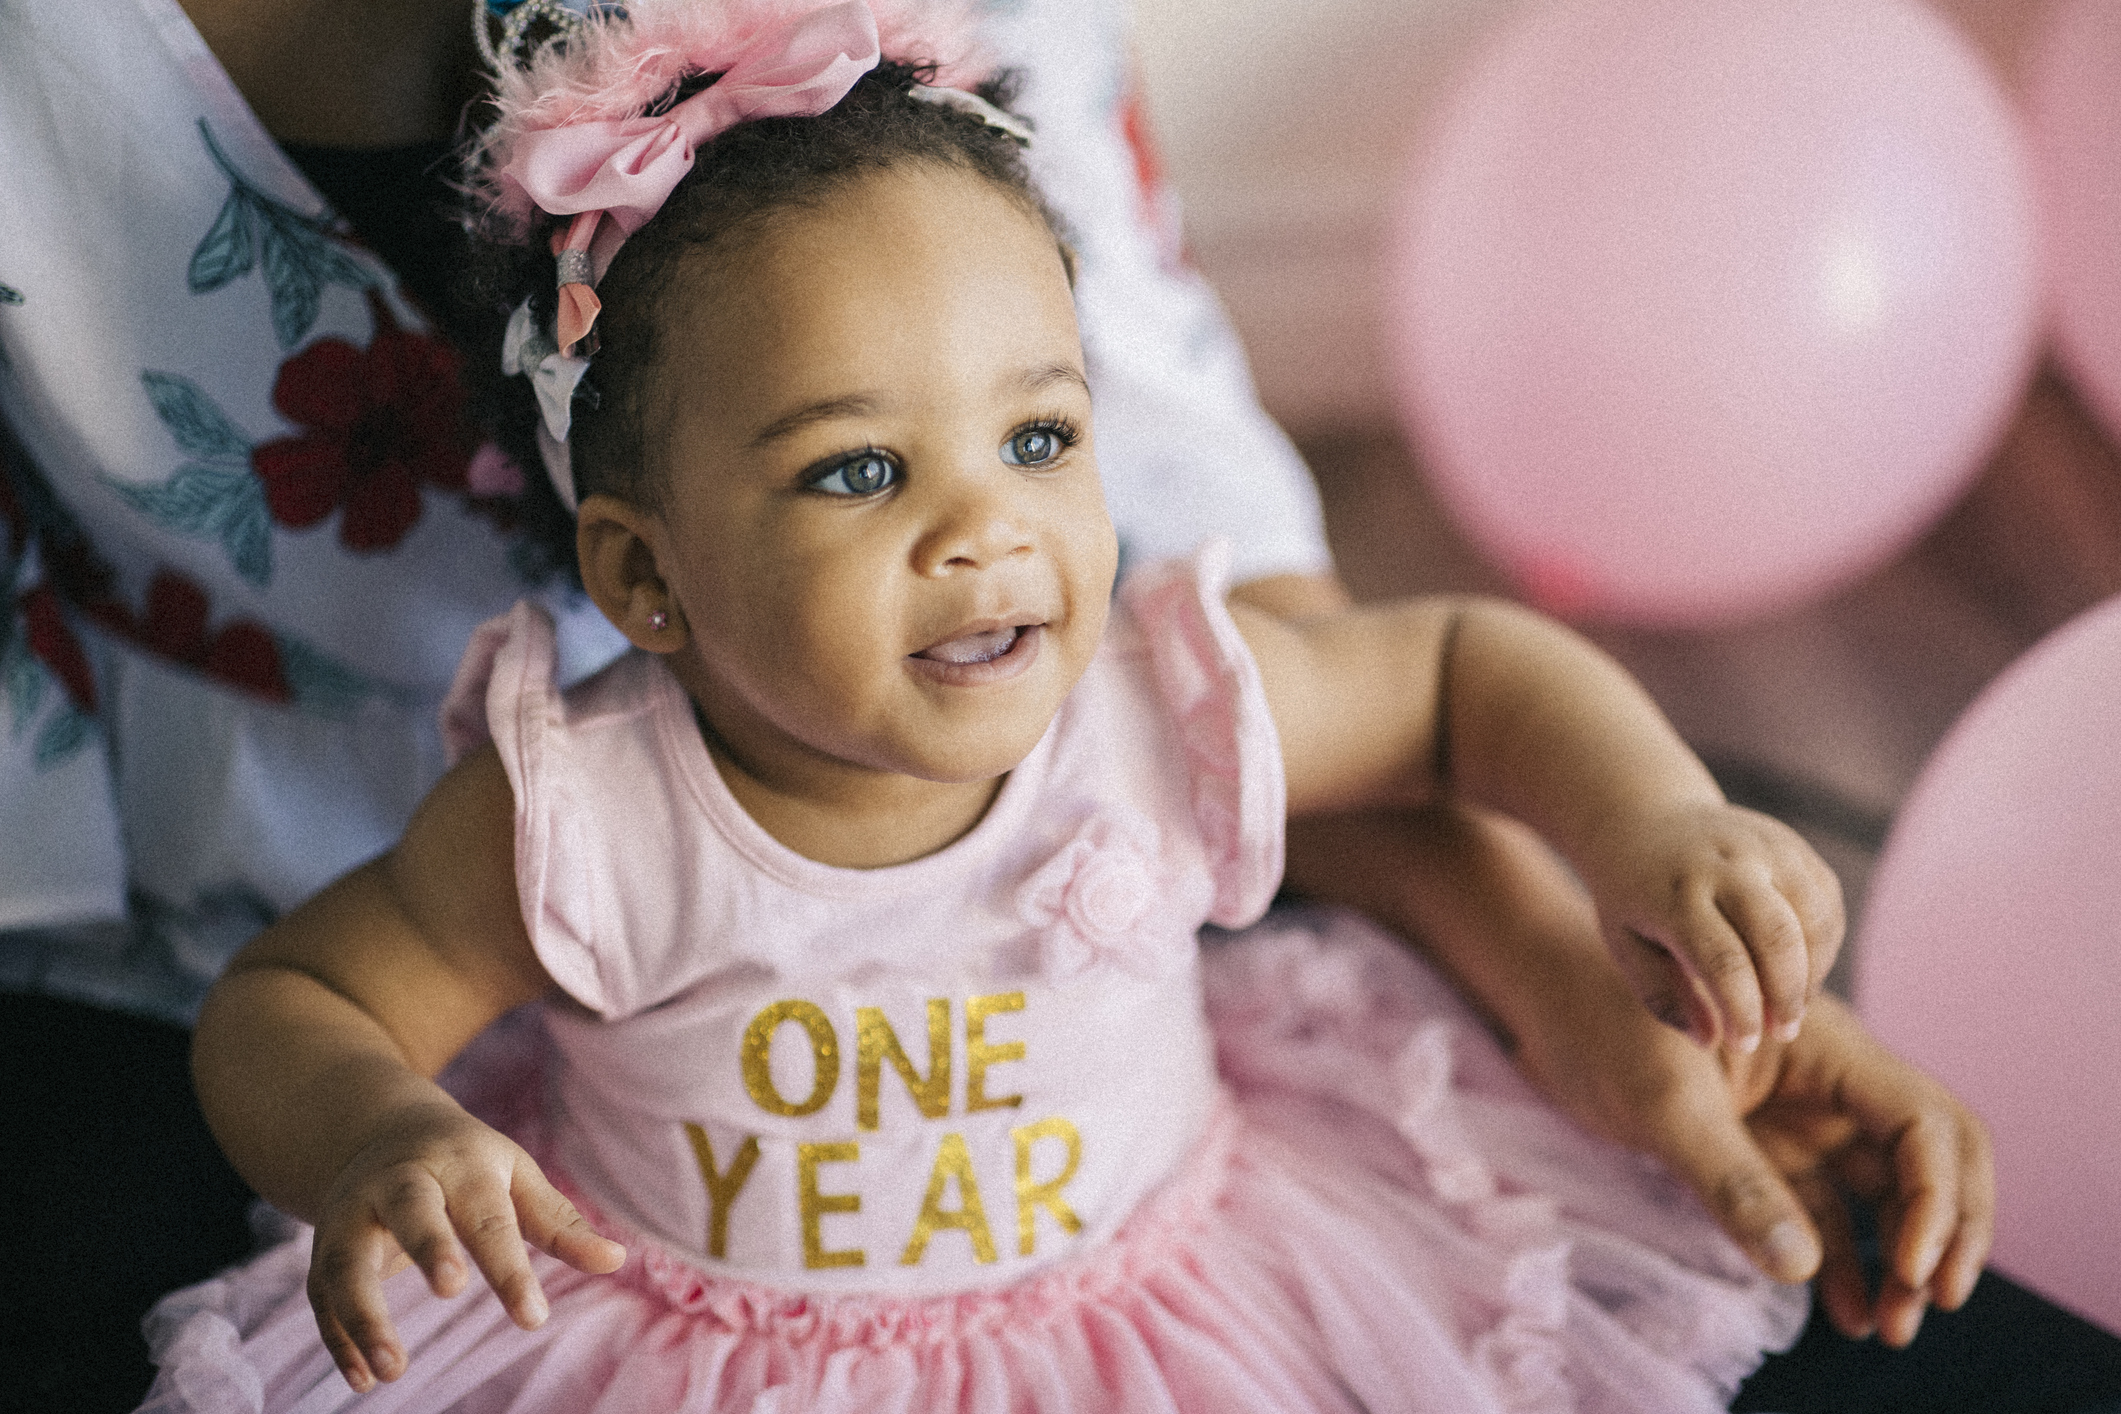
[1016,807,1175,981]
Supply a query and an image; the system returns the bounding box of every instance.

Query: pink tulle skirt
[139,908,1806,1414]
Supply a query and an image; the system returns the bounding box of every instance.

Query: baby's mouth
[915,626,1022,665]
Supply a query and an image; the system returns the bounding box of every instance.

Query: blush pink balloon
[1859,594,2121,1336]
[1389,0,2042,626]
[2028,0,2121,446]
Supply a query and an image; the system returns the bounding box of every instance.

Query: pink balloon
[2028,0,2121,446]
[1859,594,2121,1335]
[1389,0,2041,626]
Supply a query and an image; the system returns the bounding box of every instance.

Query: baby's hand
[1589,801,1844,1055]
[308,1102,626,1392]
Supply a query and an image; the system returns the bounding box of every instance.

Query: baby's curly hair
[462,60,1072,583]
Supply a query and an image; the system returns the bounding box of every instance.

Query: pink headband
[503,0,882,350]
[481,0,1026,510]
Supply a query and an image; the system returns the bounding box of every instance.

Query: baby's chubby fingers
[1606,883,1772,1053]
[1605,924,1721,1049]
[1711,878,1811,1046]
[1781,836,1846,992]
[367,1162,476,1300]
[513,1160,629,1279]
[1673,886,1775,1053]
[309,1190,434,1390]
[304,1105,618,1384]
[1602,803,1845,1053]
[447,1186,550,1329]
[451,1156,629,1332]
[312,1299,389,1393]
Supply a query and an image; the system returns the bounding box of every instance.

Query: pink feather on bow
[476,0,988,237]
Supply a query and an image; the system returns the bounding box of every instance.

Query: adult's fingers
[1874,1089,1992,1322]
[513,1158,628,1275]
[1886,1119,1960,1299]
[1646,1079,1821,1284]
[1802,1003,1994,1336]
[1832,1047,1982,1303]
[1935,1106,1995,1310]
[1873,1264,1932,1347]
[1790,1169,1873,1340]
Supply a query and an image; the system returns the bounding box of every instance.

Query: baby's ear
[576,494,686,653]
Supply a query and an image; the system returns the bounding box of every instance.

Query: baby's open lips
[911,618,1046,666]
[916,626,1020,664]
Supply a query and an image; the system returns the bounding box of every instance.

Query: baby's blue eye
[1001,424,1071,467]
[809,451,898,496]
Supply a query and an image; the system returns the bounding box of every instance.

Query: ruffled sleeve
[437,601,617,1015]
[1117,540,1286,928]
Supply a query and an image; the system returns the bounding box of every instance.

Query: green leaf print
[33,702,93,768]
[2,634,95,772]
[141,371,252,462]
[107,462,274,588]
[273,634,395,720]
[188,191,255,294]
[3,633,45,735]
[119,372,275,587]
[1,278,19,367]
[191,121,380,347]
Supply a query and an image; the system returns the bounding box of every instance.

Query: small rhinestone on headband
[476,0,609,70]
[555,249,594,287]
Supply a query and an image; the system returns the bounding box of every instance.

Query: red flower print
[1118,78,1167,212]
[9,433,286,705]
[19,586,98,712]
[1117,75,1187,271]
[84,571,289,704]
[251,292,473,553]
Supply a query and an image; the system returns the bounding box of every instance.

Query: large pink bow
[502,0,883,235]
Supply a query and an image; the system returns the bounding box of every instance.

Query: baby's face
[644,161,1116,789]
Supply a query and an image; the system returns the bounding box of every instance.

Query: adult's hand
[1737,993,1992,1344]
[1282,800,1991,1344]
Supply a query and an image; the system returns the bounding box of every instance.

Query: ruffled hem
[1202,907,1809,1408]
[141,907,1804,1414]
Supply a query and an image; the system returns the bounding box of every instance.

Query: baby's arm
[191,746,625,1392]
[1236,596,1843,1055]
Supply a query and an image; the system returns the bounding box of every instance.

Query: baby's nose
[913,477,1035,575]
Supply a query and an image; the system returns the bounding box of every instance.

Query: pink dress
[139,547,1804,1413]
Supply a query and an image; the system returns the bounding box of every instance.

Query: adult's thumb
[1657,1102,1821,1284]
